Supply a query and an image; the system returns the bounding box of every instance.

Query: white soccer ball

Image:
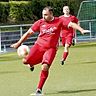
[17,45,30,57]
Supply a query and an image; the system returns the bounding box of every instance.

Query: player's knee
[22,58,28,64]
[65,44,70,47]
[42,64,49,71]
[65,44,70,51]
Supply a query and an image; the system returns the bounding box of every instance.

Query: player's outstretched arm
[68,22,91,34]
[10,28,33,49]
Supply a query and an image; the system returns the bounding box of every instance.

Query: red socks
[63,52,68,61]
[37,70,48,90]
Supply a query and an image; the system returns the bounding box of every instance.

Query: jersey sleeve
[72,16,78,24]
[31,20,40,32]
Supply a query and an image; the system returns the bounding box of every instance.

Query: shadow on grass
[0,71,23,74]
[82,61,96,64]
[45,88,96,95]
[73,61,96,65]
[0,55,21,61]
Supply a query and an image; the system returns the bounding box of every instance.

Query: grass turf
[0,43,96,96]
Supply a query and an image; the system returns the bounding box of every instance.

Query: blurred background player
[59,6,79,65]
[10,6,89,95]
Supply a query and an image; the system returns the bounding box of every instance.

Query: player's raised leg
[22,44,44,72]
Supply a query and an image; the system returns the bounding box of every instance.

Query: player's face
[63,6,70,14]
[42,9,53,21]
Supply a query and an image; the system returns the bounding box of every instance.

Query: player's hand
[10,42,21,49]
[82,30,91,34]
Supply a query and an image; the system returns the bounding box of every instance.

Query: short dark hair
[43,6,53,13]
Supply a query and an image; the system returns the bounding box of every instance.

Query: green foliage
[30,0,67,18]
[30,0,45,19]
[9,1,34,23]
[0,0,9,1]
[9,0,31,1]
[0,0,81,24]
[0,2,9,23]
[52,0,67,16]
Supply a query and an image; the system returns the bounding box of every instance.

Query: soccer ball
[17,45,30,57]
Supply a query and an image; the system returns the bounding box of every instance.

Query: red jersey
[31,17,70,48]
[59,15,78,37]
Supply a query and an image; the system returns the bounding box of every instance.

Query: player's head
[63,6,70,15]
[42,6,54,21]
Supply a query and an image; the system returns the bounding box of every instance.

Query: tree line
[0,0,84,24]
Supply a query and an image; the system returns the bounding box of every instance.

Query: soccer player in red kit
[59,6,79,65]
[11,6,90,95]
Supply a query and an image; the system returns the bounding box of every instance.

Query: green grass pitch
[0,42,96,96]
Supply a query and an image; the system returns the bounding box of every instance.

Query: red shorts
[25,44,57,66]
[61,35,73,46]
